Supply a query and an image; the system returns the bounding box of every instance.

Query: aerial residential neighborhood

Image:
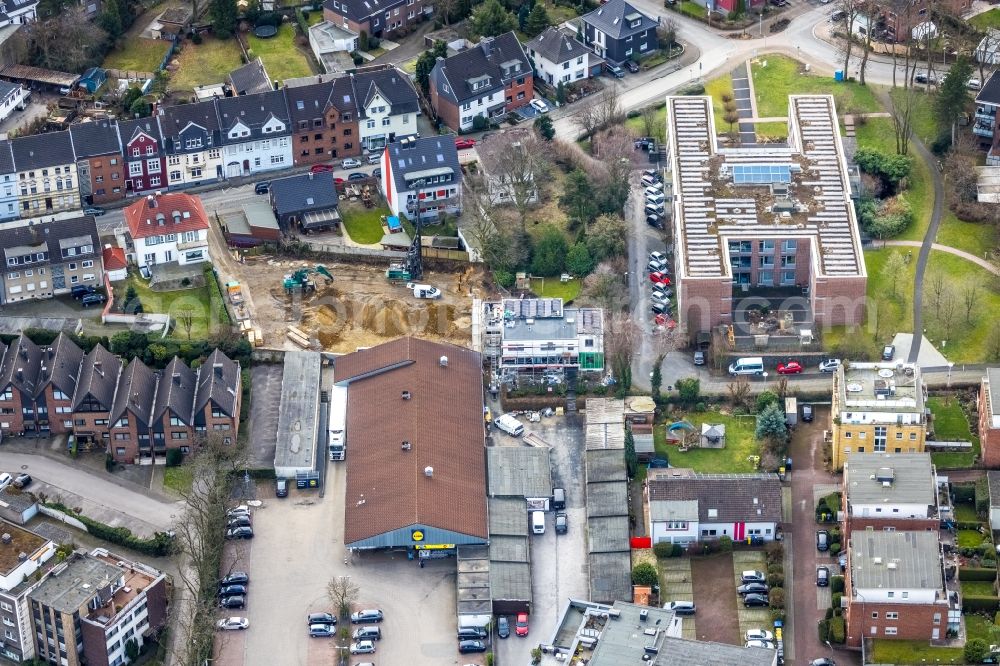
[0,0,999,663]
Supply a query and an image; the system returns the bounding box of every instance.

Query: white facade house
[124,192,211,268]
[216,90,293,178]
[0,82,29,126]
[646,471,783,545]
[358,87,417,152]
[525,27,592,86]
[0,0,39,25]
[220,126,292,177]
[382,135,463,221]
[843,453,938,521]
[352,67,420,153]
[0,526,57,663]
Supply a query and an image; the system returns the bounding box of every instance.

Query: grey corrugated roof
[587,515,630,553]
[588,551,631,603]
[387,135,461,196]
[216,89,290,144]
[489,497,528,536]
[195,349,240,418]
[850,531,943,591]
[487,446,552,498]
[989,471,1000,508]
[69,119,122,158]
[581,0,658,40]
[651,637,776,666]
[269,172,340,217]
[37,332,84,399]
[633,433,654,454]
[585,449,627,483]
[153,357,196,425]
[844,453,935,507]
[11,130,75,170]
[430,32,531,105]
[586,481,628,518]
[228,58,272,95]
[489,560,531,602]
[987,368,1000,417]
[73,344,122,412]
[647,473,783,524]
[525,26,589,65]
[110,358,156,425]
[489,534,529,562]
[0,334,42,398]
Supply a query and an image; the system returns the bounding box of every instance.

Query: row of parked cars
[224,504,254,541]
[308,608,385,655]
[0,472,31,492]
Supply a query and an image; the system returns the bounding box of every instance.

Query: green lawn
[889,86,941,145]
[962,580,996,596]
[754,121,787,140]
[971,7,1000,30]
[247,24,314,83]
[704,73,734,136]
[936,211,997,258]
[654,411,759,473]
[922,251,1000,363]
[958,529,987,548]
[865,247,917,333]
[968,613,1000,645]
[169,37,242,91]
[163,465,194,494]
[625,106,667,142]
[103,37,170,73]
[928,396,981,468]
[341,204,390,245]
[855,117,935,243]
[954,502,979,522]
[871,640,963,664]
[750,55,881,119]
[678,0,706,19]
[116,272,227,340]
[530,276,582,302]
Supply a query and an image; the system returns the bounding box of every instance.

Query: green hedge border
[44,501,173,557]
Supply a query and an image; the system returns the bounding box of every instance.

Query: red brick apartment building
[980,368,1000,467]
[322,0,428,40]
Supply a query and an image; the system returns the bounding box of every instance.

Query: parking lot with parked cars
[214,462,464,666]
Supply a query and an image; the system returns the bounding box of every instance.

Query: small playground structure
[700,423,726,449]
[665,420,697,450]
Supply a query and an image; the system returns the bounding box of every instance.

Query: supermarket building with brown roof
[335,337,488,551]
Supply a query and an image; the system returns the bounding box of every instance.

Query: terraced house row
[0,333,242,464]
[0,64,419,217]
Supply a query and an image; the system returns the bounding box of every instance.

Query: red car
[310,163,335,174]
[515,613,528,637]
[649,272,671,286]
[654,313,677,329]
[777,361,803,375]
[455,138,476,150]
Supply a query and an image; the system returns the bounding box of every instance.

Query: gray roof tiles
[581,0,658,39]
[72,344,123,412]
[386,135,462,196]
[110,358,156,425]
[431,32,531,105]
[195,349,240,418]
[647,473,783,523]
[228,58,272,96]
[0,139,14,174]
[0,334,42,398]
[69,119,123,158]
[353,68,419,117]
[525,26,590,65]
[216,89,290,143]
[11,130,75,170]
[0,215,100,276]
[977,70,1000,106]
[153,357,197,424]
[269,172,340,217]
[39,333,85,399]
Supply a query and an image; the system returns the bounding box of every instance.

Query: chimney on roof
[401,441,411,450]
[439,356,448,367]
[424,466,433,477]
[401,390,411,400]
[94,361,103,376]
[15,369,22,381]
[308,171,314,180]
[17,552,27,562]
[147,194,155,209]
[172,372,181,385]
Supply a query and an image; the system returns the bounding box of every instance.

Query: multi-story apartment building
[123,192,210,268]
[108,358,157,464]
[479,298,605,374]
[0,141,18,222]
[29,549,167,666]
[216,89,292,177]
[70,119,126,206]
[830,362,927,470]
[975,72,1000,167]
[11,132,79,215]
[842,453,941,536]
[352,66,419,153]
[429,32,533,132]
[666,94,867,337]
[285,77,358,166]
[0,522,58,663]
[980,368,1000,467]
[32,332,85,435]
[322,0,428,40]
[158,101,224,188]
[71,345,123,450]
[119,118,166,195]
[0,216,102,305]
[381,135,462,221]
[844,531,958,647]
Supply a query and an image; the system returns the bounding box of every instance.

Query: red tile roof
[337,337,488,546]
[124,192,209,239]
[102,246,127,271]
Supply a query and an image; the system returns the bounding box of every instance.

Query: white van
[531,510,545,534]
[728,357,765,376]
[495,414,525,437]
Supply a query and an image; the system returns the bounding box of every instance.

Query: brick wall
[846,597,948,648]
[72,412,111,448]
[980,382,1000,468]
[429,79,461,132]
[87,155,127,205]
[678,275,732,334]
[504,75,533,112]
[43,386,74,434]
[0,386,25,434]
[291,106,360,166]
[812,275,867,327]
[843,516,939,537]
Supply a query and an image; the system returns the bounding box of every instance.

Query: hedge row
[829,615,846,643]
[955,521,987,531]
[963,595,1000,613]
[960,567,999,582]
[953,484,976,503]
[45,502,173,557]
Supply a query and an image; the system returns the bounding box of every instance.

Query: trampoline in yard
[253,24,278,38]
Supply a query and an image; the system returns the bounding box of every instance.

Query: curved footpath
[883,240,1000,275]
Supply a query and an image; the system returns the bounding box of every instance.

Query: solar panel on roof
[732,164,792,185]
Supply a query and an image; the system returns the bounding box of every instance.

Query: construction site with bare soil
[226,255,486,353]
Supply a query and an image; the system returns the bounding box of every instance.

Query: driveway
[691,554,740,644]
[215,462,460,666]
[0,450,182,536]
[788,406,861,666]
[494,414,589,666]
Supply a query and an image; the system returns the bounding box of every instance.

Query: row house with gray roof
[0,215,101,305]
[0,333,83,436]
[11,131,79,216]
[119,118,166,195]
[158,101,225,188]
[580,0,659,66]
[216,89,292,178]
[322,0,429,40]
[0,140,18,221]
[70,119,125,206]
[285,77,359,166]
[352,67,420,152]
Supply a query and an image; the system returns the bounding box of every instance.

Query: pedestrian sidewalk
[884,240,1000,276]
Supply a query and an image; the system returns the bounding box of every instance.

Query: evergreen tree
[209,0,238,39]
[523,2,550,37]
[415,40,447,93]
[533,113,555,140]
[470,0,514,38]
[559,169,597,224]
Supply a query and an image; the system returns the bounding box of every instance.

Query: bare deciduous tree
[479,132,551,228]
[938,284,958,340]
[961,277,982,324]
[926,269,947,318]
[640,105,660,141]
[889,84,917,156]
[580,260,627,313]
[728,377,752,412]
[605,311,640,388]
[23,8,107,72]
[327,575,360,620]
[835,0,863,77]
[856,0,877,84]
[177,306,195,340]
[986,326,1000,363]
[881,251,908,298]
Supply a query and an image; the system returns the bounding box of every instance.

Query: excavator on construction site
[283,265,334,294]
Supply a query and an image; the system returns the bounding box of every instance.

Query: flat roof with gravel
[844,453,935,506]
[850,530,943,591]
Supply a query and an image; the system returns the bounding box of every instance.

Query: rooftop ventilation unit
[401,390,411,400]
[875,467,894,483]
[424,466,433,477]
[639,609,648,622]
[439,356,448,367]
[401,441,411,450]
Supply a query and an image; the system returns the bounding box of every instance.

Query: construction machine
[283,265,333,294]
